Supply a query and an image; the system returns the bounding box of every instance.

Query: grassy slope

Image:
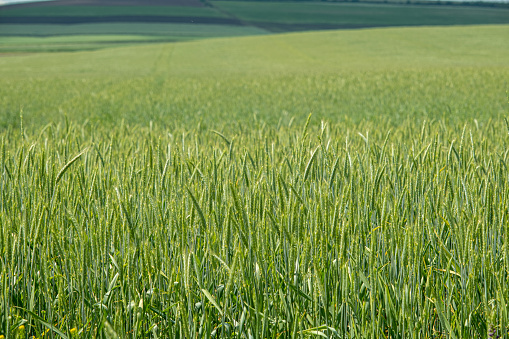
[0,24,268,51]
[0,5,226,17]
[1,1,509,52]
[0,25,507,128]
[212,1,509,26]
[0,23,266,38]
[0,4,243,51]
[0,35,178,53]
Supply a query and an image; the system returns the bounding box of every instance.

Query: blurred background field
[212,1,509,30]
[1,25,507,129]
[0,5,226,17]
[0,24,267,52]
[1,0,509,52]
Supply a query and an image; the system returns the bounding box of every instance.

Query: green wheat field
[1,24,509,338]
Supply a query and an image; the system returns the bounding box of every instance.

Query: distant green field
[1,25,507,127]
[1,25,509,338]
[0,23,267,37]
[0,35,177,52]
[0,5,226,18]
[2,0,509,52]
[0,24,268,52]
[212,1,509,28]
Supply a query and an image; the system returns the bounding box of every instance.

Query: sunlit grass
[1,115,509,337]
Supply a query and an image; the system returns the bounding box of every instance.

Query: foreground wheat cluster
[1,117,508,338]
